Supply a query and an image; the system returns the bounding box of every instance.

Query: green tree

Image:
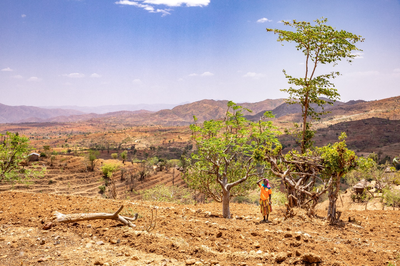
[111,153,118,160]
[0,132,45,182]
[87,149,100,171]
[267,18,364,153]
[185,102,280,218]
[120,150,128,164]
[319,133,358,223]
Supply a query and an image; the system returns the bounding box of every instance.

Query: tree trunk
[327,174,340,224]
[222,189,231,218]
[53,205,138,228]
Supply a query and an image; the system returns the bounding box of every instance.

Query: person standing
[257,178,272,223]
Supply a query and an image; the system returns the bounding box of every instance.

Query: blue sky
[1,0,399,107]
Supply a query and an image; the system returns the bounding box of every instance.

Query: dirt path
[1,191,399,266]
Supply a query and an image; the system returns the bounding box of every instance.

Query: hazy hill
[40,103,184,114]
[0,103,85,123]
[15,98,285,125]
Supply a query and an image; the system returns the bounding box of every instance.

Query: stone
[275,252,287,263]
[185,259,196,265]
[216,232,222,238]
[131,255,139,260]
[256,250,263,254]
[42,222,53,230]
[210,260,219,265]
[302,253,322,263]
[253,242,261,248]
[86,243,92,248]
[110,239,118,244]
[96,241,104,245]
[284,233,292,238]
[93,260,103,265]
[39,239,46,245]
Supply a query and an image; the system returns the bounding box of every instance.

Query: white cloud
[133,79,142,84]
[116,0,171,16]
[27,77,42,82]
[63,73,85,78]
[11,75,23,79]
[243,72,265,79]
[21,14,26,18]
[188,72,214,77]
[1,67,13,72]
[90,73,101,78]
[115,0,209,16]
[393,68,400,73]
[257,18,272,23]
[201,71,214,77]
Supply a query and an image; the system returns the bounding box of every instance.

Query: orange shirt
[259,183,272,201]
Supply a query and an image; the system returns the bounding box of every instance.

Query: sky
[1,0,399,107]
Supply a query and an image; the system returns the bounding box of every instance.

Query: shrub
[101,162,121,178]
[98,185,106,194]
[142,185,194,205]
[383,188,400,208]
[111,153,118,159]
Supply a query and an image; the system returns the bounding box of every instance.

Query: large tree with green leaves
[267,18,364,153]
[0,132,45,183]
[184,102,280,218]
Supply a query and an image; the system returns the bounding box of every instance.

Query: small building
[353,179,369,194]
[28,153,40,162]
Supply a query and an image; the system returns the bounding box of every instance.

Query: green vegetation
[111,153,118,159]
[86,149,100,171]
[101,162,121,178]
[267,18,364,153]
[184,101,279,218]
[0,132,45,183]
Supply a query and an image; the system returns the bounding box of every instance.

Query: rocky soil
[1,191,399,266]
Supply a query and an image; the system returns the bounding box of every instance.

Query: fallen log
[53,205,138,228]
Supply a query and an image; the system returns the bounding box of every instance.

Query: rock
[284,233,292,238]
[216,232,222,238]
[275,252,287,263]
[251,232,259,237]
[210,260,219,265]
[186,259,196,265]
[93,260,103,265]
[87,224,92,228]
[37,257,48,262]
[253,242,261,248]
[39,239,46,245]
[302,253,322,263]
[96,241,104,245]
[110,239,118,244]
[42,222,53,230]
[195,262,203,266]
[86,243,92,248]
[131,255,139,260]
[256,250,263,254]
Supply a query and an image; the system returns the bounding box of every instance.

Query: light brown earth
[1,191,400,266]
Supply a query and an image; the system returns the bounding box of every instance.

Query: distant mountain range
[1,96,399,125]
[0,103,84,123]
[40,103,187,114]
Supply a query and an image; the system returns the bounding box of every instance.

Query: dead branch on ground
[53,205,138,228]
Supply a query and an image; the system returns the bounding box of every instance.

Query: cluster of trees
[184,18,369,223]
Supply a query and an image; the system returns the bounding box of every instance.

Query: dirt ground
[1,191,399,266]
